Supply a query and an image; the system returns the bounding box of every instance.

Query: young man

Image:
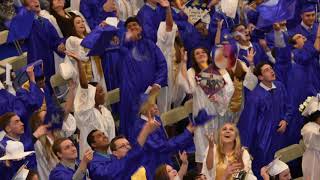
[65,51,115,158]
[0,112,48,180]
[8,0,65,92]
[237,62,292,178]
[87,118,160,179]
[286,25,320,145]
[49,138,93,180]
[131,94,196,179]
[118,17,168,137]
[232,24,274,66]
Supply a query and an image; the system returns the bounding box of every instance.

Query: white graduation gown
[301,122,320,180]
[179,68,235,162]
[156,22,185,113]
[74,85,115,158]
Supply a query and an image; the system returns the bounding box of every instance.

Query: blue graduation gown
[286,44,319,145]
[237,42,270,66]
[132,116,194,179]
[136,4,166,42]
[237,81,292,178]
[118,38,168,137]
[0,82,44,142]
[88,146,144,180]
[271,47,292,86]
[0,136,37,180]
[25,16,63,90]
[49,162,85,180]
[80,0,115,29]
[289,22,319,44]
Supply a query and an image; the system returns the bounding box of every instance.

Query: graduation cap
[7,8,35,43]
[192,109,215,126]
[300,3,316,14]
[13,60,44,90]
[43,91,65,131]
[81,25,120,56]
[267,158,289,176]
[256,0,297,28]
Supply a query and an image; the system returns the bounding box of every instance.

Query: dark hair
[70,15,88,38]
[88,82,98,87]
[125,16,141,28]
[87,129,99,149]
[288,35,298,47]
[154,164,170,180]
[109,135,126,152]
[0,112,17,132]
[231,24,247,33]
[52,137,71,159]
[174,35,185,64]
[253,61,273,77]
[26,170,38,180]
[191,47,212,74]
[305,110,320,123]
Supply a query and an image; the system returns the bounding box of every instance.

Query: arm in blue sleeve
[145,128,193,154]
[16,82,44,112]
[90,145,144,179]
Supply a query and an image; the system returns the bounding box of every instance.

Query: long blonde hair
[216,123,242,164]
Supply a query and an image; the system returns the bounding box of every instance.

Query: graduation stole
[195,64,226,97]
[227,61,245,113]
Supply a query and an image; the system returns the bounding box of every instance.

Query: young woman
[260,159,291,180]
[178,46,235,165]
[202,123,256,180]
[48,0,90,38]
[31,81,76,180]
[61,15,107,90]
[300,96,320,180]
[154,151,188,180]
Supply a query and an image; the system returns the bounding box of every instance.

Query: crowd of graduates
[0,0,320,179]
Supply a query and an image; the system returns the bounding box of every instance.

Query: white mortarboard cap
[268,159,289,176]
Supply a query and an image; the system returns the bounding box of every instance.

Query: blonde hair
[138,92,158,115]
[216,123,242,164]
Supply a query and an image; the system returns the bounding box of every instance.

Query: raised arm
[178,151,188,179]
[65,51,88,89]
[206,133,215,170]
[164,1,173,32]
[214,20,223,45]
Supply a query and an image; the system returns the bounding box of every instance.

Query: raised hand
[244,48,256,65]
[206,132,215,148]
[57,43,66,53]
[33,124,50,138]
[82,149,94,163]
[179,151,188,164]
[273,22,281,31]
[103,0,117,13]
[277,120,287,134]
[26,65,35,83]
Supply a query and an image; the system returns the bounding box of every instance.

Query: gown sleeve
[89,145,144,179]
[301,122,320,151]
[65,36,90,62]
[153,43,168,87]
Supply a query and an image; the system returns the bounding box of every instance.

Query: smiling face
[73,16,86,37]
[193,48,209,67]
[91,130,109,149]
[25,0,41,13]
[166,165,178,180]
[219,123,237,144]
[112,138,131,159]
[301,11,316,27]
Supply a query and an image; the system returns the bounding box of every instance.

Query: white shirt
[259,82,276,91]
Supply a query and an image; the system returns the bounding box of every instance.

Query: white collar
[140,114,155,121]
[237,42,253,50]
[259,82,276,91]
[146,3,157,10]
[301,21,313,30]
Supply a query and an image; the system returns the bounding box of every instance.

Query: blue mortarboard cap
[301,4,316,14]
[19,60,44,78]
[44,91,64,130]
[192,109,215,126]
[7,8,35,43]
[81,26,120,56]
